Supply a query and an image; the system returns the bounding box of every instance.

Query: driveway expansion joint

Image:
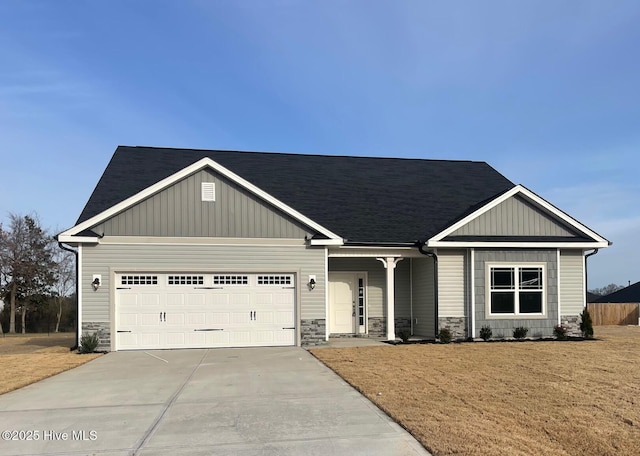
[132,349,209,455]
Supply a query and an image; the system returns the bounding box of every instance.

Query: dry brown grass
[0,333,101,395]
[311,326,640,456]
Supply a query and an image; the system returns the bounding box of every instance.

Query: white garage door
[115,273,295,350]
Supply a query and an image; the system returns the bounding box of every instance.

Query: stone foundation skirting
[560,315,581,337]
[368,317,386,337]
[82,321,111,351]
[300,319,326,346]
[438,317,467,340]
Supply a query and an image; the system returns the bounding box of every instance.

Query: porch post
[377,257,404,341]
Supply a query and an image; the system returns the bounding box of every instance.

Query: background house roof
[593,282,640,303]
[77,146,514,244]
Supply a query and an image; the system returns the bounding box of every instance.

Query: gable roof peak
[116,144,492,165]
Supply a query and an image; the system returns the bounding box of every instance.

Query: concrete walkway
[0,347,430,455]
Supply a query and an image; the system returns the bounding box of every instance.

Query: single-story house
[57,146,611,351]
[592,282,640,304]
[589,282,640,326]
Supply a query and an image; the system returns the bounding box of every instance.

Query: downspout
[58,242,79,351]
[584,249,599,308]
[418,242,439,339]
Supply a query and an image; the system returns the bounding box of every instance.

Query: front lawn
[0,333,101,395]
[311,326,640,456]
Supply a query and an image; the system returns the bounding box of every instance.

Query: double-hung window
[488,265,545,316]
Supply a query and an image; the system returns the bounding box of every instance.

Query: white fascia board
[59,157,342,242]
[57,235,100,244]
[428,184,611,245]
[427,240,610,249]
[328,246,423,258]
[309,238,345,246]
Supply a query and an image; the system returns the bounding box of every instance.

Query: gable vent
[201,182,215,202]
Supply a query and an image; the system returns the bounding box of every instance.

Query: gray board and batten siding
[474,249,558,338]
[91,169,315,239]
[448,195,583,238]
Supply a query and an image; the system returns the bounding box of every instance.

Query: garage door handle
[282,327,295,330]
[194,328,223,331]
[160,312,166,322]
[117,330,132,333]
[194,287,224,289]
[117,287,132,290]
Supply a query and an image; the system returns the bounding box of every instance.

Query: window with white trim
[488,265,545,315]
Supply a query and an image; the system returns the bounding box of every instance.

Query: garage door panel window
[488,265,545,316]
[168,275,204,285]
[122,275,158,285]
[213,275,248,285]
[257,275,292,285]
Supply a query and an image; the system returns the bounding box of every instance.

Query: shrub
[438,327,453,344]
[479,325,493,341]
[79,332,100,354]
[553,324,568,340]
[513,326,529,340]
[580,308,594,339]
[398,330,411,343]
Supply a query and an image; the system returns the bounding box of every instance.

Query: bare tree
[0,213,56,333]
[589,283,626,297]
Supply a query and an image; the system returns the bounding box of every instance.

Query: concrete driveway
[0,347,430,455]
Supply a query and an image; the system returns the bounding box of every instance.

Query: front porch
[327,253,437,341]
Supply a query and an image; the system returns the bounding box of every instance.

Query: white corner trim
[59,157,342,242]
[427,184,610,245]
[324,247,330,341]
[470,248,475,338]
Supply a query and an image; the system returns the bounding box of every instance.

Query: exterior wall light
[92,277,101,291]
[308,277,316,290]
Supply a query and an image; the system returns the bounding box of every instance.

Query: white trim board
[59,158,344,244]
[428,241,609,248]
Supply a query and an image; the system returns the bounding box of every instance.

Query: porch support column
[376,257,404,341]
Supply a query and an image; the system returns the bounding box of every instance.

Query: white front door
[329,273,356,334]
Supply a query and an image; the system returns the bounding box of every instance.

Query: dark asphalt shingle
[76,146,515,244]
[594,282,640,303]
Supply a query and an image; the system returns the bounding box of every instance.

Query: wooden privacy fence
[587,303,640,326]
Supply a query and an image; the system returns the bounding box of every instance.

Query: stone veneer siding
[300,319,326,346]
[368,317,386,337]
[438,317,467,340]
[561,315,581,337]
[82,322,111,351]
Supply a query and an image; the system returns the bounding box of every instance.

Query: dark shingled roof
[76,146,515,244]
[593,282,640,303]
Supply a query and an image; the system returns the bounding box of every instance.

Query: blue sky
[1,1,638,289]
